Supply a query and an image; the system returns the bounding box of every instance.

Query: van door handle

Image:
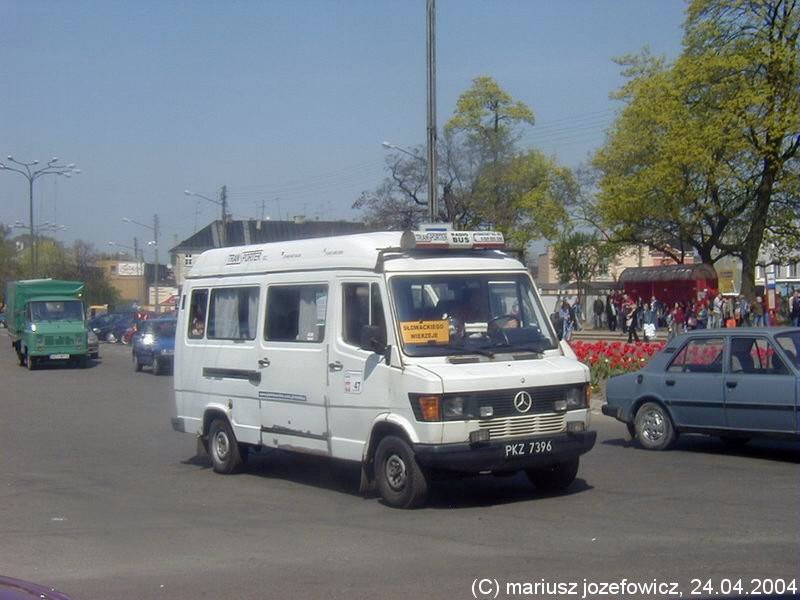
[665,379,675,386]
[258,357,271,368]
[328,361,343,372]
[726,380,738,389]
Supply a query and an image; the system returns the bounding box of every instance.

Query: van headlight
[442,397,465,420]
[565,385,589,410]
[142,333,155,345]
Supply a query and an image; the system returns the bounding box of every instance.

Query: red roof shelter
[618,264,718,306]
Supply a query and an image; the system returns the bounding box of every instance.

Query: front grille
[44,335,74,346]
[478,413,566,440]
[454,385,567,418]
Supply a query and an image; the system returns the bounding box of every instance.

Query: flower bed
[569,340,666,388]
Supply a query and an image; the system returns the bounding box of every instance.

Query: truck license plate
[504,440,553,458]
[49,354,69,360]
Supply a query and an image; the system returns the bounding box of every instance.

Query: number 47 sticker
[344,371,363,394]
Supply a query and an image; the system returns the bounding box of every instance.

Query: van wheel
[208,418,244,474]
[526,457,579,493]
[26,354,36,370]
[152,357,162,376]
[374,435,428,509]
[133,353,143,372]
[635,402,677,450]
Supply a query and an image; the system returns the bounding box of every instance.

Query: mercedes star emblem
[513,390,533,414]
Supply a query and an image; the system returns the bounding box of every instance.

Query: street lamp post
[108,238,144,305]
[123,216,160,313]
[0,156,80,277]
[184,186,229,247]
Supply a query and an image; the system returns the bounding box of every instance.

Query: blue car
[602,327,800,449]
[131,317,176,375]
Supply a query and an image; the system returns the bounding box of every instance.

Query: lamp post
[123,216,159,313]
[184,186,229,247]
[0,156,80,277]
[108,239,144,305]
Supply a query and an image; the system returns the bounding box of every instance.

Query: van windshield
[29,300,85,322]
[389,274,558,357]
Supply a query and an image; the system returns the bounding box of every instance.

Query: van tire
[208,418,244,474]
[152,357,162,376]
[374,435,428,509]
[133,353,143,372]
[526,457,579,493]
[26,354,36,371]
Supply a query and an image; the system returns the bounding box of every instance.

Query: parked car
[602,327,800,449]
[90,313,126,342]
[87,328,100,359]
[106,314,137,343]
[132,317,177,375]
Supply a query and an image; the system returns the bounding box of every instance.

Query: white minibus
[172,230,595,508]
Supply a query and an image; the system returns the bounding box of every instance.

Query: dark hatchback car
[602,328,800,449]
[131,317,177,375]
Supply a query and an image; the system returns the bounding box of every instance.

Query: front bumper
[413,430,596,474]
[601,403,625,422]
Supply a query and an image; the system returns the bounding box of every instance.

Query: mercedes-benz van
[172,230,595,508]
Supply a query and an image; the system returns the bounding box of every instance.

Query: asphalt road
[0,334,798,600]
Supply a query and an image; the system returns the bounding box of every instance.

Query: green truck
[6,279,89,370]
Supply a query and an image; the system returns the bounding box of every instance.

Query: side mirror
[359,325,387,355]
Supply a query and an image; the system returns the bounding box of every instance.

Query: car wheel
[374,435,429,509]
[634,402,677,450]
[106,333,116,343]
[152,357,162,376]
[208,418,244,474]
[133,353,143,372]
[526,457,580,493]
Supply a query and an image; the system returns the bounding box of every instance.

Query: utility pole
[426,0,438,222]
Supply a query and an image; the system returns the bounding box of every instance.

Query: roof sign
[400,230,505,251]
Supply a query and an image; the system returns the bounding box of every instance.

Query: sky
[0,0,687,256]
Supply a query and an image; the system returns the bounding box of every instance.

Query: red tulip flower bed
[569,340,666,388]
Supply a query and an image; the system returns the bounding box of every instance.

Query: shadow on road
[602,436,800,463]
[183,450,594,508]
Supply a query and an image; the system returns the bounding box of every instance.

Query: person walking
[593,297,605,329]
[605,296,617,332]
[559,300,575,342]
[642,302,656,341]
[751,296,765,327]
[625,303,640,343]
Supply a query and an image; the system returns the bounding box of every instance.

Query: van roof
[186,231,524,278]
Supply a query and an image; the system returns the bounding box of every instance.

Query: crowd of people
[588,289,800,341]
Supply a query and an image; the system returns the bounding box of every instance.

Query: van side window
[265,284,327,343]
[188,289,208,339]
[342,283,386,347]
[208,287,260,340]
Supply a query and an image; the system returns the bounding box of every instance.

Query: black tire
[208,418,244,474]
[634,401,677,450]
[374,435,429,509]
[626,423,637,440]
[152,357,162,376]
[26,353,36,371]
[133,353,143,372]
[526,457,580,493]
[17,352,25,367]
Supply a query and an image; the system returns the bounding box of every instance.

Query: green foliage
[594,0,800,299]
[550,230,621,301]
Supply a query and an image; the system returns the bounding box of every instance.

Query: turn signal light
[418,396,441,421]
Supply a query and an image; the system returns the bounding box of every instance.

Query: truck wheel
[133,353,143,372]
[635,402,677,450]
[152,357,162,376]
[17,352,25,367]
[208,418,244,474]
[26,354,36,371]
[374,435,429,509]
[526,457,579,493]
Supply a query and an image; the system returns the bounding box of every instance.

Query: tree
[550,230,620,306]
[0,224,21,304]
[594,0,800,299]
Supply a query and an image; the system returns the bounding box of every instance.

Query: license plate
[504,439,553,458]
[49,353,69,360]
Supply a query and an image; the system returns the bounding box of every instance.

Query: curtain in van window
[246,288,258,339]
[209,289,240,339]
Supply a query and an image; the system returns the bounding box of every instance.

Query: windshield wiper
[489,343,548,356]
[433,343,496,358]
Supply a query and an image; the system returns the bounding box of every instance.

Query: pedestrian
[668,302,684,340]
[642,302,656,341]
[605,296,617,332]
[751,296,764,327]
[710,294,722,328]
[559,300,574,342]
[791,290,800,327]
[593,297,605,329]
[626,303,640,343]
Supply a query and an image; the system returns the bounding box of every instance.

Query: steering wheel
[488,314,521,330]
